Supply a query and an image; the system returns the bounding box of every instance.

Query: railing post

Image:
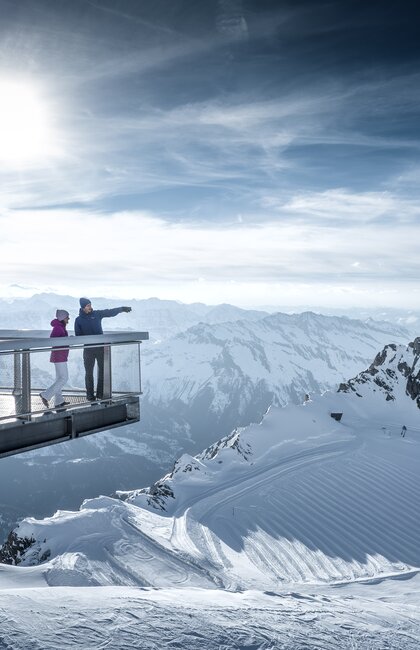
[102,345,112,400]
[13,350,31,418]
[13,352,22,417]
[21,350,31,418]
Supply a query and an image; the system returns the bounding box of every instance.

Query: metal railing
[0,330,149,423]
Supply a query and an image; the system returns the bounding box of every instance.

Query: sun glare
[0,79,56,167]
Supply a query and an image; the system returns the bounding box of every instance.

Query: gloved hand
[122,306,132,313]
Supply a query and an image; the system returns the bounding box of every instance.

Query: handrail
[0,330,149,353]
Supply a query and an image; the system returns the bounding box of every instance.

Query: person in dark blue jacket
[74,297,132,401]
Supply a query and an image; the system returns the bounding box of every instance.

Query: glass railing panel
[0,332,147,422]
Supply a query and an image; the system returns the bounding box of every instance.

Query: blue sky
[0,0,419,307]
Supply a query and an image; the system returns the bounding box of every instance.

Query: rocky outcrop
[406,338,420,406]
[118,429,253,513]
[199,429,252,462]
[339,338,420,408]
[0,530,35,565]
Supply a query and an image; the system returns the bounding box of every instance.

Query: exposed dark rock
[370,344,396,372]
[406,372,420,407]
[338,339,420,409]
[410,337,420,354]
[180,463,199,473]
[200,429,252,462]
[373,377,392,392]
[398,361,412,377]
[145,482,175,510]
[39,549,51,563]
[0,530,35,565]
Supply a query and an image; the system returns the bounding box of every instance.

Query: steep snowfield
[2,340,419,589]
[11,393,418,592]
[0,339,419,647]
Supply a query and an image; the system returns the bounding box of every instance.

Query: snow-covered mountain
[264,305,420,337]
[0,339,419,648]
[141,311,411,450]
[0,305,412,544]
[2,338,419,585]
[338,337,420,406]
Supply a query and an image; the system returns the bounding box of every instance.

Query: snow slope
[0,580,419,649]
[2,339,419,591]
[0,339,419,648]
[0,304,410,549]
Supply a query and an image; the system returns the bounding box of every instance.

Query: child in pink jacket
[39,310,70,409]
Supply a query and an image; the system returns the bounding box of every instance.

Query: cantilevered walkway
[0,330,148,458]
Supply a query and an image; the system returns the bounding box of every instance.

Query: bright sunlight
[0,78,56,167]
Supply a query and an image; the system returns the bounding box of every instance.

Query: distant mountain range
[0,293,268,342]
[1,292,419,340]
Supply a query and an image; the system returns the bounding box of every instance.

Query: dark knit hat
[80,297,91,308]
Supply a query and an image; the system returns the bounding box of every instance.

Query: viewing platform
[0,330,149,458]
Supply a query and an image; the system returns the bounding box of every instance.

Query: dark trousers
[83,347,104,400]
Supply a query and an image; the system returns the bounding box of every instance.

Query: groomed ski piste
[0,341,419,648]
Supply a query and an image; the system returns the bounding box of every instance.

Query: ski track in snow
[164,428,420,590]
[0,582,420,649]
[30,419,418,596]
[7,415,420,594]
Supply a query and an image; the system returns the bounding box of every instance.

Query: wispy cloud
[1,204,418,306]
[263,189,420,226]
[4,73,419,216]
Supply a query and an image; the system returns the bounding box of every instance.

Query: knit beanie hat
[56,309,69,321]
[80,297,91,308]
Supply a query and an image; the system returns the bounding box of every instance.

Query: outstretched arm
[94,306,132,319]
